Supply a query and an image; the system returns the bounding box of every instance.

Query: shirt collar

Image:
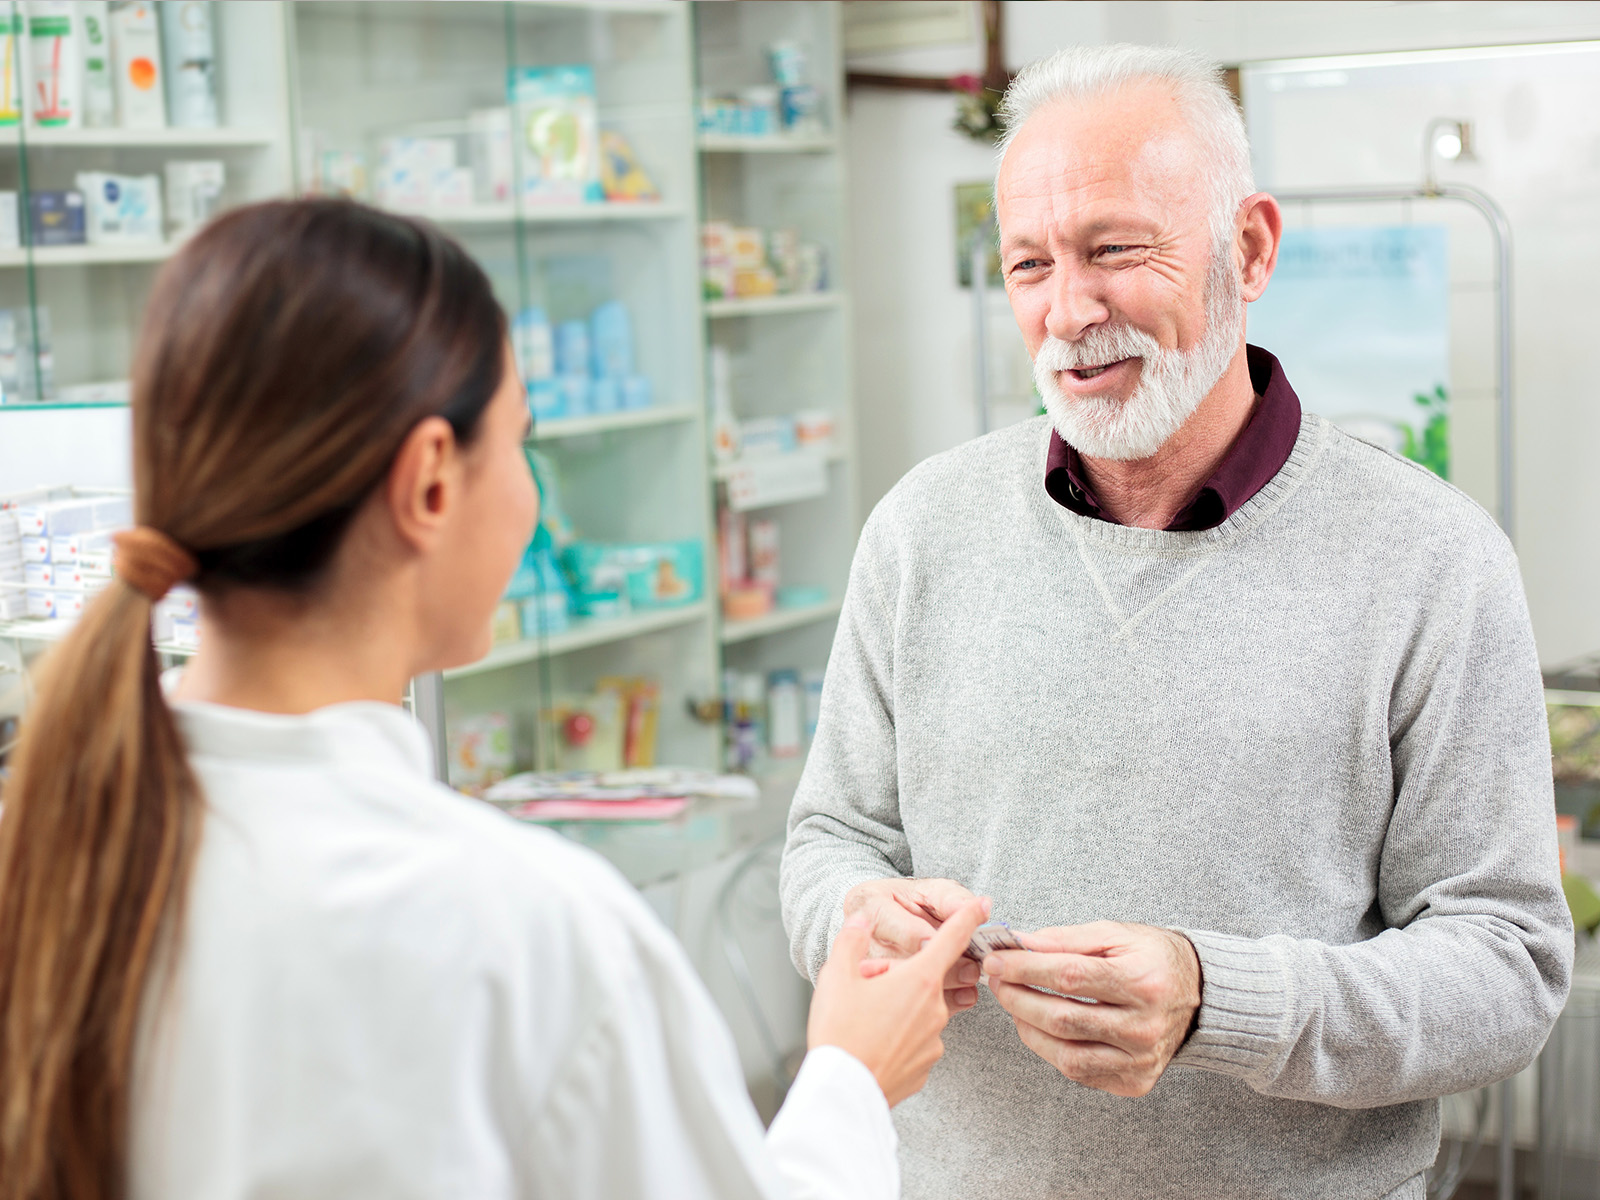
[172,697,437,781]
[1044,344,1303,531]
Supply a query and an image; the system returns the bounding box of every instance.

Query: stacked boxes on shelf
[701,220,826,300]
[519,299,653,424]
[697,38,825,141]
[0,491,129,625]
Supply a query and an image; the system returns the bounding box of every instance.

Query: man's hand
[982,921,1201,1097]
[842,877,983,1013]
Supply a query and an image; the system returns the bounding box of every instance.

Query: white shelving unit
[289,0,720,778]
[704,290,843,318]
[0,2,295,485]
[695,0,858,768]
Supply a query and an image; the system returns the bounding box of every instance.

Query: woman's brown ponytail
[0,198,507,1200]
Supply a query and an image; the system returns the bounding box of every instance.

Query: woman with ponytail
[0,200,988,1200]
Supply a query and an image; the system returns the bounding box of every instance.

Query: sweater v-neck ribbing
[1036,412,1331,556]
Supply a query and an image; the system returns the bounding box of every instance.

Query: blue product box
[557,374,590,417]
[621,375,652,411]
[528,378,562,422]
[563,540,704,611]
[554,319,589,377]
[589,377,620,413]
[588,300,633,378]
[27,191,86,246]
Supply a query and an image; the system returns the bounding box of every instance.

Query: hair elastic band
[112,528,198,602]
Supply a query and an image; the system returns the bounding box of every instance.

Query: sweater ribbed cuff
[1169,929,1292,1082]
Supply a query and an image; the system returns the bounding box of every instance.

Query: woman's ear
[1236,192,1282,303]
[384,415,460,555]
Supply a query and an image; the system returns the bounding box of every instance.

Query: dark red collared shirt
[1044,345,1303,531]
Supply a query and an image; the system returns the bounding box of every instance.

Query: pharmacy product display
[493,451,704,647]
[698,39,825,141]
[722,665,825,772]
[518,299,654,423]
[717,509,826,623]
[701,220,826,300]
[0,487,128,625]
[310,66,660,214]
[0,1,220,135]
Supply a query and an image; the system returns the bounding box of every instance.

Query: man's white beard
[1032,251,1243,462]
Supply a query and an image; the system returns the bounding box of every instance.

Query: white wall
[846,0,1600,666]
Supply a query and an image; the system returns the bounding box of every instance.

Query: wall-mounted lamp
[1423,117,1476,193]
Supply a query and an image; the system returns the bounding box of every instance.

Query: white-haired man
[781,44,1572,1198]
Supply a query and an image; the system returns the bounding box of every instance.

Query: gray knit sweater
[781,413,1573,1200]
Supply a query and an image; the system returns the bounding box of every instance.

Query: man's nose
[1044,264,1110,343]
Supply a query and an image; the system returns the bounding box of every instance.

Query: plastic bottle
[80,2,115,127]
[29,1,80,129]
[158,0,215,128]
[0,9,24,126]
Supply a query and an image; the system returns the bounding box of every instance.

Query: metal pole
[409,671,450,785]
[1497,1076,1515,1200]
[972,241,992,436]
[1270,183,1514,542]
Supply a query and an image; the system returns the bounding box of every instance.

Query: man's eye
[1101,245,1131,255]
[1011,259,1044,272]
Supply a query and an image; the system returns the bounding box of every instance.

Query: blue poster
[1247,225,1450,477]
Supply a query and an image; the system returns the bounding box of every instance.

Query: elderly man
[781,43,1573,1199]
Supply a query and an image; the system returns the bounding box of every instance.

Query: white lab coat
[129,699,897,1200]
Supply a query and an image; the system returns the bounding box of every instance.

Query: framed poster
[1247,224,1450,477]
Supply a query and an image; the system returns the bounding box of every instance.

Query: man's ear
[1236,192,1282,304]
[384,415,460,555]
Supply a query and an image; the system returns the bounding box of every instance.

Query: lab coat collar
[172,697,436,780]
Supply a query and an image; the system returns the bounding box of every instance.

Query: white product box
[76,172,164,244]
[469,108,513,203]
[0,593,24,620]
[50,532,83,561]
[77,547,113,576]
[160,585,197,620]
[14,497,97,537]
[170,616,198,648]
[25,561,83,588]
[21,536,50,562]
[27,589,82,619]
[164,159,223,236]
[91,494,130,527]
[109,1,165,129]
[57,379,129,404]
[430,166,474,208]
[0,191,17,250]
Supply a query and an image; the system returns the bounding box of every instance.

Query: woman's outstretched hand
[807,896,992,1106]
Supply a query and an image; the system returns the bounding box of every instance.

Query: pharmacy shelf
[704,291,842,319]
[531,406,697,442]
[382,201,687,227]
[0,127,277,149]
[0,617,194,659]
[711,446,848,482]
[443,601,711,679]
[720,597,841,644]
[697,133,836,154]
[0,242,176,268]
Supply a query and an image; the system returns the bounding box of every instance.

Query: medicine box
[0,191,17,249]
[27,190,86,246]
[14,497,98,537]
[76,172,164,244]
